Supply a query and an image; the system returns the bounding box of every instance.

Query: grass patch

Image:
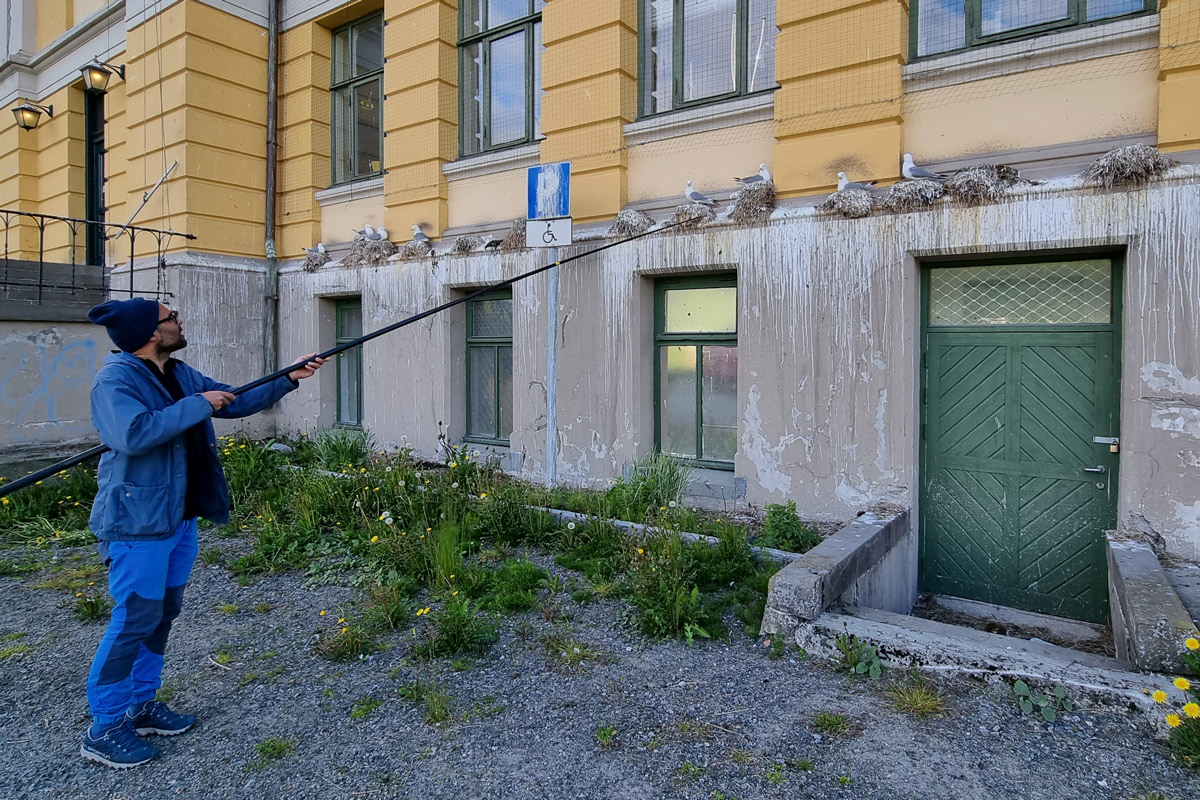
[315,623,376,662]
[350,696,383,720]
[412,598,497,659]
[485,557,547,613]
[542,628,608,669]
[218,603,239,615]
[74,592,110,622]
[253,736,295,765]
[810,711,851,736]
[886,672,948,718]
[595,724,617,747]
[0,643,31,660]
[32,563,104,592]
[756,501,820,553]
[398,677,450,724]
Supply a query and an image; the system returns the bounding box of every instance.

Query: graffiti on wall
[0,330,98,443]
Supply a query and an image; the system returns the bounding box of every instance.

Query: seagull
[411,225,430,243]
[375,228,388,241]
[735,164,772,186]
[484,239,503,250]
[353,224,375,238]
[902,154,946,182]
[684,180,717,206]
[837,172,876,192]
[302,242,326,257]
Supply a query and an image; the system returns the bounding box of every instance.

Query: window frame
[457,0,543,157]
[909,0,1156,61]
[335,299,364,429]
[464,290,514,445]
[653,273,738,470]
[638,0,777,120]
[330,13,384,187]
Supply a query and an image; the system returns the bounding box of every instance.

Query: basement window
[335,299,364,427]
[465,291,514,444]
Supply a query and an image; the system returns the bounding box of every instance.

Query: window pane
[332,87,354,183]
[337,346,362,426]
[1087,0,1144,20]
[917,0,966,56]
[981,0,1070,36]
[355,79,382,176]
[355,19,383,74]
[701,346,737,462]
[682,0,737,103]
[644,0,674,114]
[661,346,697,458]
[333,28,352,83]
[746,0,777,93]
[498,345,513,439]
[471,297,513,337]
[489,30,527,146]
[462,43,484,155]
[337,304,362,340]
[469,346,498,437]
[533,21,544,138]
[928,261,1112,326]
[664,287,736,333]
[488,0,528,28]
[464,0,484,34]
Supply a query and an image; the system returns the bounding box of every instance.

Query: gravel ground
[1,528,1197,800]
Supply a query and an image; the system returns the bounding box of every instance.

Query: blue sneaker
[126,700,196,736]
[81,721,158,769]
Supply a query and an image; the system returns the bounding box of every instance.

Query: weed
[363,584,410,632]
[315,623,376,662]
[887,672,948,718]
[33,563,104,592]
[254,603,275,614]
[218,603,239,615]
[412,598,497,659]
[350,696,383,720]
[237,672,259,687]
[0,643,30,660]
[542,628,607,669]
[729,748,753,766]
[595,725,617,747]
[677,761,703,780]
[606,452,694,522]
[833,632,883,679]
[254,736,295,762]
[837,773,853,786]
[764,763,785,785]
[310,427,377,469]
[757,501,821,553]
[156,681,179,705]
[200,547,224,566]
[768,637,785,660]
[73,592,110,622]
[554,521,626,582]
[3,631,27,640]
[399,677,451,723]
[794,758,814,771]
[811,711,850,735]
[487,558,547,613]
[213,646,235,666]
[1012,680,1073,723]
[463,696,503,720]
[628,531,706,640]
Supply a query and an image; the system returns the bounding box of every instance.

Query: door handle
[1083,465,1106,474]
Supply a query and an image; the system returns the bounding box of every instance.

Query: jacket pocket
[110,483,172,536]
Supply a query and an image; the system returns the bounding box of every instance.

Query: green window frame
[465,291,514,444]
[639,0,777,118]
[458,0,544,157]
[335,299,364,428]
[654,274,738,469]
[330,13,384,185]
[910,0,1154,60]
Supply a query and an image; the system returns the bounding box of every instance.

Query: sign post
[527,163,571,487]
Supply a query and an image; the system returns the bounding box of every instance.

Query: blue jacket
[88,351,296,540]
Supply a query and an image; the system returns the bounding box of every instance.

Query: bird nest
[607,209,656,238]
[500,217,527,251]
[342,237,398,266]
[817,188,874,219]
[730,181,776,225]
[883,179,945,213]
[450,235,484,254]
[670,202,717,230]
[944,164,1027,205]
[302,251,331,272]
[401,240,433,259]
[1082,143,1175,189]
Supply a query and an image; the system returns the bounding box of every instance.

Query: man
[81,297,325,768]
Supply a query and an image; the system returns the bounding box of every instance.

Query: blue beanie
[88,298,161,352]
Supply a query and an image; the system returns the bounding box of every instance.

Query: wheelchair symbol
[542,222,557,244]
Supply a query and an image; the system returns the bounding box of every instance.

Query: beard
[159,334,188,354]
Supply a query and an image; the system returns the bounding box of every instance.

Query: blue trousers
[86,519,198,726]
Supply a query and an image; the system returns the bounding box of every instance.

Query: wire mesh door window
[336,300,364,427]
[913,0,1148,58]
[460,0,545,156]
[641,0,777,117]
[466,293,514,443]
[331,14,384,184]
[928,260,1112,326]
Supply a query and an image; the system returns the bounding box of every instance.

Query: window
[331,14,383,184]
[913,0,1151,59]
[84,91,105,266]
[459,0,544,156]
[655,275,738,468]
[465,292,514,443]
[640,0,777,117]
[335,300,364,427]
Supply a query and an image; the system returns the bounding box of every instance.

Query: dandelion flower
[338,618,345,624]
[384,518,394,526]
[668,501,677,508]
[371,535,379,543]
[452,591,459,596]
[75,592,82,597]
[637,548,644,555]
[1154,690,1168,704]
[567,522,576,531]
[480,493,487,499]
[1167,714,1182,728]
[451,482,460,489]
[1176,677,1192,692]
[1187,637,1200,651]
[320,610,327,616]
[341,627,348,634]
[449,461,457,468]
[1186,702,1200,719]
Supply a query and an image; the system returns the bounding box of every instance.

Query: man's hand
[288,354,327,382]
[202,390,236,411]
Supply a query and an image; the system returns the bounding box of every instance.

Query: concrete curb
[1108,534,1200,674]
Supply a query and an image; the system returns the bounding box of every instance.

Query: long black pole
[0,218,691,499]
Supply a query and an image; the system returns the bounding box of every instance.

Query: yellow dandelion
[1175,677,1192,692]
[1154,690,1168,704]
[75,592,82,597]
[449,462,457,468]
[371,535,379,543]
[319,610,327,616]
[449,574,455,579]
[452,591,458,596]
[637,548,644,555]
[1186,703,1200,719]
[341,627,348,634]
[338,618,345,624]
[1187,637,1200,651]
[1,498,8,505]
[480,493,487,499]
[1167,714,1182,728]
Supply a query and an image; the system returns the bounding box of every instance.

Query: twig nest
[818,188,874,219]
[883,179,945,212]
[945,164,1027,205]
[450,235,484,254]
[302,251,331,272]
[500,217,527,251]
[400,240,433,259]
[730,180,776,225]
[607,209,656,238]
[670,202,717,230]
[343,237,398,266]
[1083,143,1175,189]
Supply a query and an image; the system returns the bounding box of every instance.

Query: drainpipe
[263,0,280,374]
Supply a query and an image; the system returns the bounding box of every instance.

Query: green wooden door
[920,259,1119,623]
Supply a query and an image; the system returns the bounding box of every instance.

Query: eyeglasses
[158,310,179,325]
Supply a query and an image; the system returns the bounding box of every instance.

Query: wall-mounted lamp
[80,59,125,93]
[11,101,53,131]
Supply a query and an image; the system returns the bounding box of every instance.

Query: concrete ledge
[1108,533,1200,674]
[761,510,910,636]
